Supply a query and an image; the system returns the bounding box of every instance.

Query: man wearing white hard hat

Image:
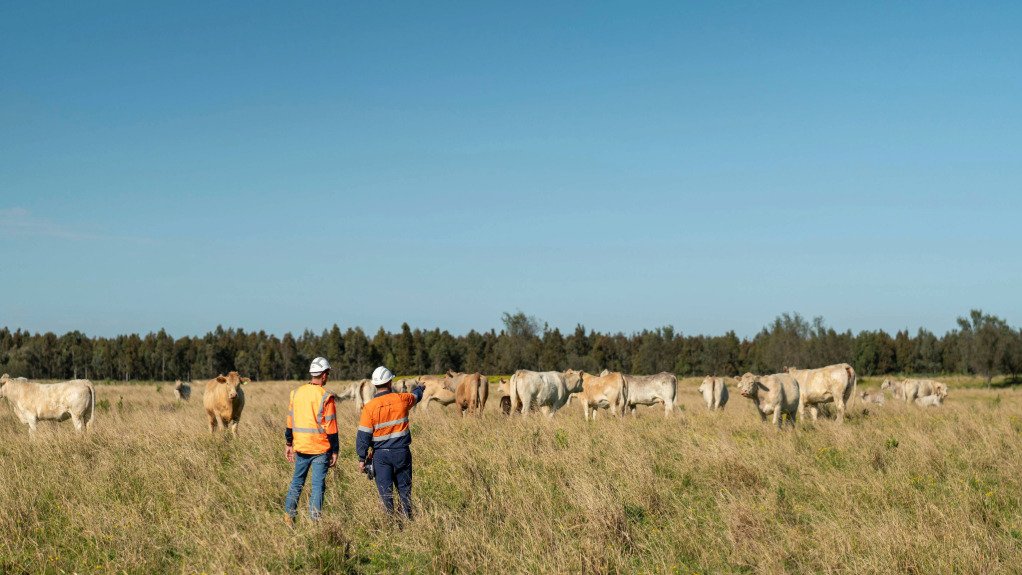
[283,357,339,526]
[355,365,424,518]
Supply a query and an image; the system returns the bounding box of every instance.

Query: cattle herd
[0,364,950,436]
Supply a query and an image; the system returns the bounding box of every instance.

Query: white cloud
[0,207,97,240]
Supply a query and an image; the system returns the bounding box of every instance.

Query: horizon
[3,3,1020,338]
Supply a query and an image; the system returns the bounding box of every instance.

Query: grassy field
[1,375,1021,574]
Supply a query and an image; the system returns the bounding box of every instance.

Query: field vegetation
[1,376,1021,574]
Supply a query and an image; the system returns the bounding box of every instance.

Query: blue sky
[2,2,1020,338]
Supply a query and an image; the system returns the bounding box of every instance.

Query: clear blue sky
[2,2,1020,339]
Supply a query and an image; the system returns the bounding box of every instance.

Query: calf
[0,374,96,434]
[859,390,885,406]
[734,372,799,429]
[698,376,730,411]
[203,371,248,435]
[915,394,944,408]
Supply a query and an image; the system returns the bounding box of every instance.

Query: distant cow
[601,370,676,417]
[882,378,947,404]
[787,364,857,423]
[392,377,421,393]
[698,376,730,411]
[915,394,944,408]
[173,380,192,401]
[0,374,96,434]
[507,369,584,417]
[734,372,799,429]
[578,371,628,420]
[203,371,248,435]
[447,371,488,416]
[859,390,885,406]
[880,379,905,400]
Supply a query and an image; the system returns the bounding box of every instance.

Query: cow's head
[446,369,457,377]
[698,377,713,397]
[217,371,250,399]
[935,383,948,400]
[0,373,8,397]
[562,369,583,392]
[495,378,509,397]
[734,373,759,398]
[599,369,610,377]
[880,379,892,391]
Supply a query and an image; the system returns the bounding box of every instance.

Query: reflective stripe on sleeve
[357,425,372,433]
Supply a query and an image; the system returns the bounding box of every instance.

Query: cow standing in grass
[508,369,584,417]
[698,376,730,411]
[0,374,96,434]
[418,374,458,411]
[447,371,489,416]
[203,371,248,435]
[734,372,799,429]
[601,370,677,417]
[787,364,857,424]
[578,371,628,420]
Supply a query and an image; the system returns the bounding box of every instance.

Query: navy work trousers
[372,447,413,518]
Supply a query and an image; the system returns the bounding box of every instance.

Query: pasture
[1,376,1021,574]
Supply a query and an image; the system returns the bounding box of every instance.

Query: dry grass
[1,376,1021,574]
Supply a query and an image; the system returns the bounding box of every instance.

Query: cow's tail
[509,372,522,415]
[86,381,96,431]
[619,374,629,416]
[845,364,857,409]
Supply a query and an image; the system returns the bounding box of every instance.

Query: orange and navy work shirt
[355,387,423,460]
[285,383,339,455]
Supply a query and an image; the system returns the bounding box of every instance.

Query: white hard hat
[309,357,331,375]
[371,366,394,387]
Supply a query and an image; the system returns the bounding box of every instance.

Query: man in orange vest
[284,356,339,526]
[356,365,424,518]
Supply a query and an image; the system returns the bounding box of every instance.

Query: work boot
[284,514,295,530]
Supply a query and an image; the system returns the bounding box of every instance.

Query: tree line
[1,310,1020,384]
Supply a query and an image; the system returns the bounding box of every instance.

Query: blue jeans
[373,448,413,518]
[285,452,330,520]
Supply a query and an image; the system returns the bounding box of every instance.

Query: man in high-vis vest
[356,365,424,518]
[284,356,339,526]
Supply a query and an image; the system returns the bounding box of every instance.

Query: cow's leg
[797,396,807,424]
[26,415,38,436]
[772,406,782,429]
[581,403,590,421]
[521,396,533,415]
[834,397,846,424]
[663,400,672,418]
[207,412,218,434]
[71,413,85,432]
[807,406,819,421]
[228,420,239,437]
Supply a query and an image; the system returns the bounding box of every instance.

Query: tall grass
[1,377,1020,574]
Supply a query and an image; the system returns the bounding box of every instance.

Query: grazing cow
[915,394,944,408]
[734,372,800,429]
[578,371,628,420]
[392,377,421,393]
[698,376,730,411]
[601,369,676,417]
[882,378,946,404]
[447,371,489,416]
[859,390,885,406]
[203,371,249,435]
[880,379,905,400]
[173,380,191,401]
[787,364,857,423]
[418,375,458,411]
[507,369,584,417]
[351,379,376,412]
[0,374,96,434]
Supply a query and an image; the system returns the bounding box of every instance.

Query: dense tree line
[1,310,1020,384]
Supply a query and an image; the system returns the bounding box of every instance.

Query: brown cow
[447,370,489,416]
[203,371,249,435]
[578,371,628,420]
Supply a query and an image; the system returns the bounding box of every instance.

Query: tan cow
[915,394,944,408]
[0,374,96,434]
[578,371,628,420]
[447,371,489,416]
[203,371,248,435]
[734,372,799,429]
[698,376,731,411]
[392,377,421,393]
[418,374,458,411]
[787,364,857,423]
[173,380,191,401]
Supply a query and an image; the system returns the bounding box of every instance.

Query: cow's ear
[216,375,227,383]
[241,377,251,385]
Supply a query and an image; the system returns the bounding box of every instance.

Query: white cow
[787,364,857,423]
[601,370,676,417]
[734,372,799,429]
[915,394,944,408]
[859,390,885,406]
[507,369,584,417]
[0,374,96,434]
[882,378,947,404]
[698,376,730,411]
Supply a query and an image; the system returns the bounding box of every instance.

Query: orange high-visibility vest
[286,383,338,454]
